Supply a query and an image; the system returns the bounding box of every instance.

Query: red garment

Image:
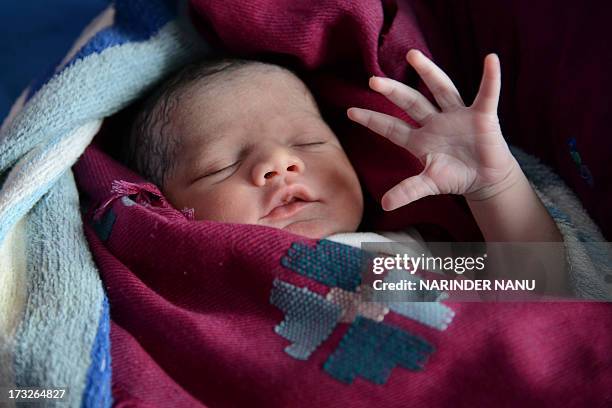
[74,142,612,406]
[75,146,612,407]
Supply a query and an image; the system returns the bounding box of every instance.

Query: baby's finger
[347,107,419,152]
[381,174,439,211]
[369,76,438,123]
[406,49,465,111]
[472,53,501,113]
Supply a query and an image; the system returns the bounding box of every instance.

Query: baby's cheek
[323,157,363,221]
[323,159,359,195]
[193,185,258,223]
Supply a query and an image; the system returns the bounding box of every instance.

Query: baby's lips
[262,183,317,218]
[262,199,312,221]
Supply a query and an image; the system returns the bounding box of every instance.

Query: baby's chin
[280,218,355,239]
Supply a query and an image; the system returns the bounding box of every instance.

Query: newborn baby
[126,52,562,245]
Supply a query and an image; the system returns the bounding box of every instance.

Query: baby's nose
[252,151,305,186]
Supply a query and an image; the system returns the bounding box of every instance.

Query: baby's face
[162,67,363,239]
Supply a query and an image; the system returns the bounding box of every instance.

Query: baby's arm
[347,50,562,243]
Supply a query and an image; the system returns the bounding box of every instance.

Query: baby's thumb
[472,53,501,114]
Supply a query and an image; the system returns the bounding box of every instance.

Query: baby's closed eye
[204,161,240,176]
[291,132,330,148]
[191,160,241,184]
[293,140,326,147]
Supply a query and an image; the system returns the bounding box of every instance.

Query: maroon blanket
[76,145,612,407]
[73,0,612,406]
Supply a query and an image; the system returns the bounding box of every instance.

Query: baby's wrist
[464,159,523,202]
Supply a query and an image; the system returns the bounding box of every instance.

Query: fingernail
[381,197,391,211]
[407,49,421,62]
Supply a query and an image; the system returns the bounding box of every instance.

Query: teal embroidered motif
[326,286,389,323]
[379,269,455,330]
[323,316,434,384]
[273,239,452,385]
[387,301,454,331]
[270,279,342,360]
[281,240,367,291]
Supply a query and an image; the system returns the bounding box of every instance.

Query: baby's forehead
[183,63,316,106]
[172,63,321,138]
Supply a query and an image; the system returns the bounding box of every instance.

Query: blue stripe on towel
[81,295,112,408]
[69,0,179,65]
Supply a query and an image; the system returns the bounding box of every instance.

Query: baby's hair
[125,57,292,188]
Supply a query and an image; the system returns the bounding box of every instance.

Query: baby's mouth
[260,184,319,222]
[263,196,312,221]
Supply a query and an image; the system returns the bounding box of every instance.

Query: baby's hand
[348,50,518,211]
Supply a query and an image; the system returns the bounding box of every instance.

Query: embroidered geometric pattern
[378,269,455,330]
[270,279,342,360]
[323,316,434,384]
[274,239,453,384]
[326,286,389,323]
[387,302,455,331]
[280,240,367,291]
